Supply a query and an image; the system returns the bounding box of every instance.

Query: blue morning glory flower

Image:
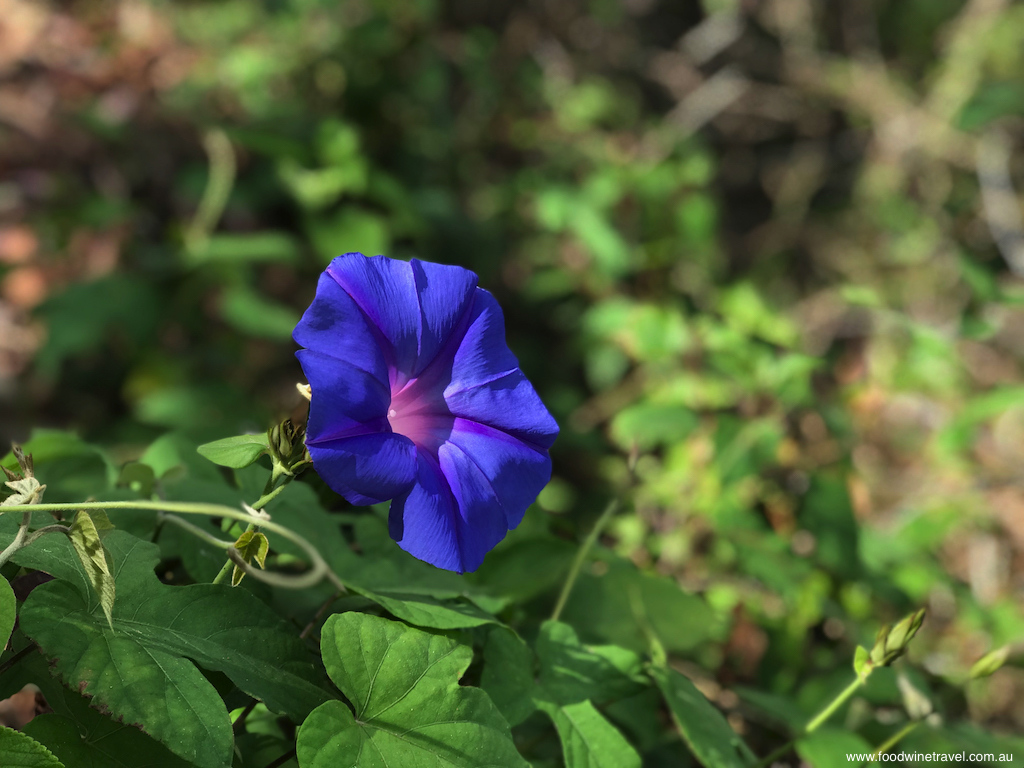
[294,253,558,573]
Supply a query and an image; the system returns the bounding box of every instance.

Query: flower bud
[970,646,1010,679]
[267,419,310,481]
[870,609,926,667]
[2,444,46,509]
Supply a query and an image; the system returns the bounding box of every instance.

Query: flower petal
[292,267,389,386]
[438,440,514,572]
[327,254,477,383]
[296,350,390,443]
[307,432,417,506]
[444,290,559,448]
[388,453,463,572]
[446,418,552,530]
[387,422,552,573]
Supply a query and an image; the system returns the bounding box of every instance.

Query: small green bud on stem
[867,608,926,670]
[970,646,1011,679]
[267,419,311,483]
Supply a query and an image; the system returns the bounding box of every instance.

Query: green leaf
[559,558,717,654]
[0,432,85,467]
[0,575,15,649]
[236,477,501,627]
[0,726,65,767]
[19,532,331,767]
[24,715,193,768]
[116,462,155,497]
[796,727,873,768]
[350,585,498,629]
[472,537,575,603]
[16,655,193,768]
[800,475,862,579]
[185,232,301,265]
[6,645,192,768]
[297,613,528,768]
[141,432,229,483]
[609,404,698,450]
[34,276,160,379]
[67,510,116,629]
[5,466,96,507]
[957,82,1024,131]
[650,665,753,768]
[733,687,805,732]
[232,530,270,587]
[220,284,300,340]
[340,514,498,604]
[307,208,389,265]
[1,430,116,490]
[197,433,270,469]
[603,689,675,754]
[482,629,537,727]
[536,699,640,768]
[535,621,645,706]
[23,585,233,768]
[87,509,115,536]
[8,522,99,596]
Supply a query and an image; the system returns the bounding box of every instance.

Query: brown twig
[299,590,343,641]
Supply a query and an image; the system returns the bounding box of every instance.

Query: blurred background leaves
[1,0,1024,759]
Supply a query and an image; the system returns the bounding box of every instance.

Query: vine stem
[753,676,865,768]
[0,501,345,593]
[158,513,233,551]
[805,676,864,732]
[22,525,71,548]
[0,511,32,568]
[211,549,239,586]
[0,644,36,676]
[251,483,286,511]
[184,128,235,253]
[873,720,920,758]
[212,476,286,586]
[232,699,259,735]
[550,498,619,622]
[300,589,343,640]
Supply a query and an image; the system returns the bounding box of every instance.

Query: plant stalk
[873,721,920,758]
[753,676,865,768]
[212,475,285,586]
[551,498,618,622]
[0,500,344,592]
[0,511,32,568]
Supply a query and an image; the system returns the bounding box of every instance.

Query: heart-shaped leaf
[297,612,527,767]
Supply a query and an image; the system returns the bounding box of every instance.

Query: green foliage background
[1,0,1024,765]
